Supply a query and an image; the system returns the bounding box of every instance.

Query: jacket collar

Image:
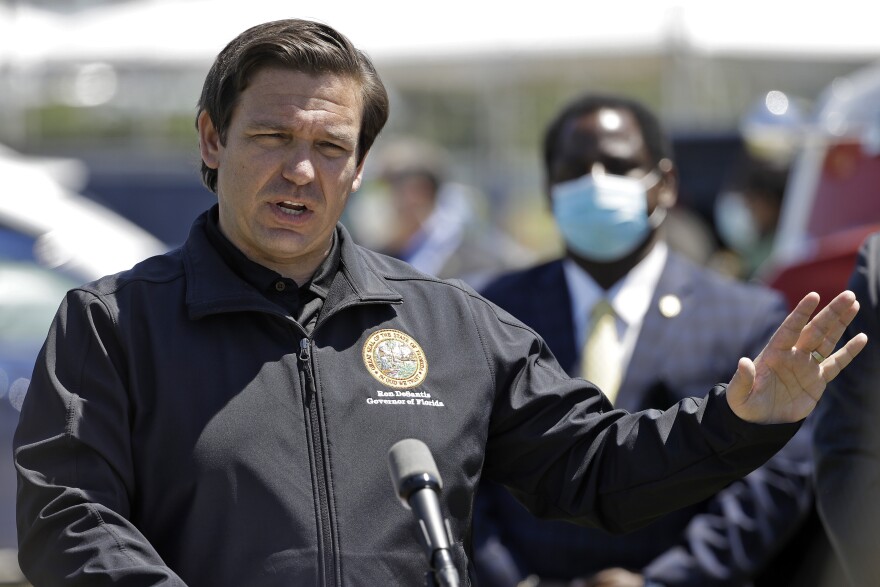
[326,220,404,311]
[182,210,402,320]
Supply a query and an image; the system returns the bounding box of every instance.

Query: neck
[244,238,332,286]
[571,230,659,291]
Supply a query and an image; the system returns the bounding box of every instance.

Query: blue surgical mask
[551,170,664,262]
[714,190,759,254]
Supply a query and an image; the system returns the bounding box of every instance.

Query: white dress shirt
[562,241,668,377]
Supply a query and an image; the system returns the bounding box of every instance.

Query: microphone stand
[388,439,461,587]
[424,548,459,587]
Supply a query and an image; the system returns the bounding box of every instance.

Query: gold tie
[581,299,622,405]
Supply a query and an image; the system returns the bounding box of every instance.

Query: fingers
[728,357,756,395]
[726,357,758,419]
[796,290,860,358]
[764,291,821,352]
[820,332,869,382]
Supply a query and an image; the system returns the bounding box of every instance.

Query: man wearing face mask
[472,93,814,587]
[713,154,789,280]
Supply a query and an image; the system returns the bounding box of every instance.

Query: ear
[544,179,556,213]
[351,150,370,193]
[658,185,677,208]
[657,158,678,208]
[198,110,222,170]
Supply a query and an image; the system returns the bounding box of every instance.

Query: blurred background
[2,0,880,583]
[2,0,879,252]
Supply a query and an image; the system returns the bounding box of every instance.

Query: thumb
[726,357,756,408]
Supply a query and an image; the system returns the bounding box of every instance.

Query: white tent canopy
[3,0,879,162]
[4,0,880,68]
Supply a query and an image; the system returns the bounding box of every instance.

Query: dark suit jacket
[473,253,813,587]
[813,232,880,587]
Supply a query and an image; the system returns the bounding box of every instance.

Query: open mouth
[276,201,308,215]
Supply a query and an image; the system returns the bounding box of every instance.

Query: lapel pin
[658,294,682,318]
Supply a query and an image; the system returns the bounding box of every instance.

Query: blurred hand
[569,568,644,587]
[727,290,867,423]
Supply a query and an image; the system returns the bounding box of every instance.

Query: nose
[281,145,315,186]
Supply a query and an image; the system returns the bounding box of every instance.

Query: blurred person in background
[472,93,814,587]
[713,153,789,281]
[813,231,880,586]
[346,136,535,289]
[711,90,804,282]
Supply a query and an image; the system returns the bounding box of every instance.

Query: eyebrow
[246,120,357,146]
[246,119,288,132]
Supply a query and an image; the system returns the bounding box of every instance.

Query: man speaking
[14,18,866,587]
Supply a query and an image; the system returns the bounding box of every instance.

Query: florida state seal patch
[362,329,428,389]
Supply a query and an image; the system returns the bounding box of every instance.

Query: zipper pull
[299,338,316,393]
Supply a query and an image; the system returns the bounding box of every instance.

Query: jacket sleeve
[812,233,880,587]
[13,289,187,586]
[474,294,802,536]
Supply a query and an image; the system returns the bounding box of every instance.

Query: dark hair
[729,153,789,203]
[542,93,673,187]
[196,19,389,192]
[378,137,450,194]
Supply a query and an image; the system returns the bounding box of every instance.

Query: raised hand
[726,290,868,424]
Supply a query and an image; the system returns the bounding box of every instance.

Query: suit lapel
[533,261,580,376]
[616,254,698,412]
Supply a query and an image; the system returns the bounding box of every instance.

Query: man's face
[198,67,365,280]
[549,107,671,213]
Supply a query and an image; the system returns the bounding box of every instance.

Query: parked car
[0,145,167,584]
[758,62,880,309]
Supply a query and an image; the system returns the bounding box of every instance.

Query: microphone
[387,439,460,587]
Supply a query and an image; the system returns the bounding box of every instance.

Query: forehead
[556,106,649,162]
[233,67,363,131]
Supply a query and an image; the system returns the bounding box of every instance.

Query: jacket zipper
[299,337,339,585]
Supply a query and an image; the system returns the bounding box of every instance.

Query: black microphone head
[388,438,443,503]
